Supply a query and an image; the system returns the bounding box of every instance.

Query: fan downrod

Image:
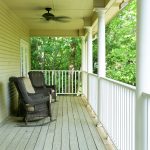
[45,8,51,12]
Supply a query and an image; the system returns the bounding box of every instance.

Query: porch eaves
[1,0,130,37]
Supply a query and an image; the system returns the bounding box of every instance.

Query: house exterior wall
[0,0,30,123]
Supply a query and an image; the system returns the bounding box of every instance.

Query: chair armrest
[28,93,44,98]
[30,96,50,105]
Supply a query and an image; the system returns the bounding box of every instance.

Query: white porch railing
[88,73,98,114]
[82,71,88,97]
[142,92,150,150]
[99,77,135,150]
[84,72,136,150]
[30,70,150,149]
[31,70,81,94]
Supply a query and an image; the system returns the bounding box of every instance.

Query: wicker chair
[13,77,52,125]
[28,71,57,102]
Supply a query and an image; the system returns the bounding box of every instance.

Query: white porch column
[94,9,106,123]
[81,36,87,96]
[87,27,93,73]
[136,0,150,149]
[81,36,86,71]
[97,9,106,77]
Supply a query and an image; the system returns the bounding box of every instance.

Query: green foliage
[105,0,136,85]
[31,37,81,70]
[93,39,98,74]
[31,0,136,86]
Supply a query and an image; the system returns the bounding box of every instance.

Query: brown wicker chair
[13,77,52,125]
[28,71,57,102]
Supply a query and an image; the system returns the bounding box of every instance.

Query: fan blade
[53,16,71,22]
[54,16,71,19]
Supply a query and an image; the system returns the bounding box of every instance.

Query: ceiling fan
[42,8,71,22]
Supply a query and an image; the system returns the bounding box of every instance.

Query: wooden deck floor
[0,96,106,150]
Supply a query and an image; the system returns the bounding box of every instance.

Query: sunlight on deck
[0,96,106,150]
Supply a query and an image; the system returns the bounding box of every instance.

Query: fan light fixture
[41,7,71,22]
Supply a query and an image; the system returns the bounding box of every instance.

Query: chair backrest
[14,77,32,104]
[28,71,45,88]
[22,77,35,94]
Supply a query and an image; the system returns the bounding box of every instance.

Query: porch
[1,0,150,149]
[34,69,150,150]
[0,96,106,150]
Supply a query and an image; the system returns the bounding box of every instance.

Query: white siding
[0,0,29,122]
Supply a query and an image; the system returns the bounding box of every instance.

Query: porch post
[87,27,93,73]
[81,36,86,96]
[95,9,106,122]
[81,36,86,71]
[86,27,93,103]
[97,9,106,77]
[136,0,150,149]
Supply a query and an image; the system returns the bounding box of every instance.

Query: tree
[106,0,136,85]
[31,37,81,70]
[31,0,136,85]
[92,0,136,85]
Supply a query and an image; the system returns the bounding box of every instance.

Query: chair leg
[51,92,57,102]
[25,114,28,125]
[50,117,56,122]
[49,103,52,118]
[53,94,56,102]
[17,100,21,116]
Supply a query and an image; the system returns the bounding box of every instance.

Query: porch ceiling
[1,0,128,36]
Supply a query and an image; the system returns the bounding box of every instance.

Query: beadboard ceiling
[2,0,127,36]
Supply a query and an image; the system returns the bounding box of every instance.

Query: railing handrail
[31,69,80,72]
[142,92,150,97]
[101,77,136,91]
[83,71,136,91]
[88,73,98,77]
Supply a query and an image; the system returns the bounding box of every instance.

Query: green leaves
[31,0,136,86]
[105,0,136,85]
[30,37,81,70]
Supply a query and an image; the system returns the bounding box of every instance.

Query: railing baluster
[59,71,60,93]
[71,71,73,94]
[65,71,67,93]
[141,93,150,150]
[51,70,53,85]
[68,71,70,93]
[55,70,56,85]
[44,70,47,84]
[75,71,76,93]
[48,71,50,85]
[62,71,63,93]
[148,97,150,150]
[78,71,80,94]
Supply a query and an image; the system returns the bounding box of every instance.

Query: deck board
[52,96,63,150]
[61,96,70,150]
[67,96,79,150]
[75,96,98,150]
[33,118,49,150]
[79,97,106,150]
[25,120,44,150]
[70,96,89,150]
[43,97,59,150]
[0,96,106,150]
[15,125,35,150]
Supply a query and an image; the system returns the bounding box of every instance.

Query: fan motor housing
[42,13,54,20]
